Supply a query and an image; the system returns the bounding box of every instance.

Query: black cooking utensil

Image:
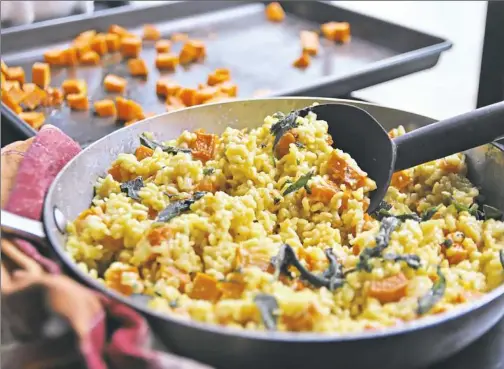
[308,101,504,213]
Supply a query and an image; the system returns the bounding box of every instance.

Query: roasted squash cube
[62,79,87,95]
[103,74,127,93]
[19,112,45,130]
[32,62,51,89]
[265,2,285,22]
[67,93,89,111]
[116,96,144,121]
[321,22,351,43]
[90,33,108,55]
[155,39,171,53]
[94,99,117,117]
[5,66,25,85]
[105,33,121,52]
[80,50,101,65]
[155,53,179,70]
[120,36,142,58]
[143,24,161,41]
[128,58,148,76]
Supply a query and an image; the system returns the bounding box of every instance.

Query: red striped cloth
[1,125,211,369]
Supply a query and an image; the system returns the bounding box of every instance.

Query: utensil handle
[1,210,48,247]
[393,101,504,171]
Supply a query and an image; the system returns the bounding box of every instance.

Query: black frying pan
[2,98,504,369]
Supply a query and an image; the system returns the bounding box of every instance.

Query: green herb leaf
[499,250,504,270]
[357,217,400,272]
[483,204,503,221]
[254,293,279,330]
[156,191,206,223]
[294,141,305,149]
[120,176,144,201]
[452,200,482,219]
[283,171,314,196]
[140,133,191,155]
[273,197,281,205]
[203,167,215,176]
[168,300,178,308]
[270,111,300,150]
[383,253,421,269]
[417,266,446,315]
[272,244,344,291]
[421,205,441,221]
[442,239,453,248]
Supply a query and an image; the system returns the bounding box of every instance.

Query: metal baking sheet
[1,1,452,146]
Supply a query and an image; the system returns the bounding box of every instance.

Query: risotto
[66,108,504,333]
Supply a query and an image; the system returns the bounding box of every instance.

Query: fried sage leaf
[254,293,279,330]
[203,167,215,176]
[272,244,344,291]
[417,266,446,315]
[140,133,191,155]
[383,253,421,269]
[371,200,425,222]
[421,205,441,221]
[483,204,503,221]
[120,176,144,201]
[270,111,300,150]
[156,191,206,223]
[499,249,504,270]
[357,217,400,272]
[283,171,314,196]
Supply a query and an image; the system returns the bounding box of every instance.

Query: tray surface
[1,1,451,146]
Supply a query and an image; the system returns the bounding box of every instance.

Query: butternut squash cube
[94,99,117,117]
[74,30,96,44]
[177,87,197,106]
[128,58,148,77]
[2,80,21,92]
[44,50,65,66]
[321,22,351,43]
[171,32,189,43]
[105,33,121,52]
[207,68,230,86]
[155,39,171,53]
[265,2,285,22]
[73,41,91,58]
[2,91,22,114]
[67,93,89,111]
[120,36,142,58]
[23,85,48,110]
[32,62,51,89]
[62,79,87,96]
[300,30,319,56]
[90,33,108,55]
[143,24,161,41]
[1,60,8,75]
[19,112,45,130]
[108,24,129,38]
[195,86,218,105]
[166,96,185,112]
[156,79,180,96]
[155,53,179,70]
[5,66,25,85]
[179,40,206,64]
[80,51,101,65]
[103,74,127,93]
[116,96,144,121]
[293,52,310,69]
[62,47,79,66]
[217,81,238,97]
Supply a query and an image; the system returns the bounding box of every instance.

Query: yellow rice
[65,110,504,333]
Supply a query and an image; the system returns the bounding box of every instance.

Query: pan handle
[1,210,49,247]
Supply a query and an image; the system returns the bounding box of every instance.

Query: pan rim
[44,96,504,343]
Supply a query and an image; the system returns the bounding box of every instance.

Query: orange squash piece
[156,79,181,96]
[207,68,230,86]
[116,96,144,121]
[391,170,413,190]
[275,131,296,158]
[22,85,47,110]
[177,87,197,107]
[94,99,117,117]
[196,177,218,193]
[5,84,25,104]
[104,74,127,93]
[143,24,161,41]
[155,53,179,70]
[147,226,173,245]
[2,80,20,92]
[5,66,25,85]
[166,96,186,112]
[32,62,51,89]
[90,33,108,55]
[42,87,63,107]
[309,182,339,204]
[62,47,79,66]
[120,36,142,58]
[300,30,319,56]
[155,39,171,53]
[163,266,191,292]
[189,273,221,301]
[105,33,121,52]
[108,164,123,182]
[73,41,91,59]
[108,24,129,38]
[179,40,206,65]
[67,93,89,111]
[217,274,246,299]
[104,265,139,296]
[265,2,285,22]
[368,273,408,304]
[189,129,217,162]
[327,150,367,190]
[128,58,149,76]
[135,145,154,161]
[2,92,22,114]
[195,86,219,105]
[19,112,45,130]
[217,81,238,97]
[44,50,65,66]
[74,30,96,44]
[1,60,8,75]
[62,79,87,96]
[321,22,351,43]
[171,32,189,43]
[80,50,101,65]
[293,52,310,69]
[444,243,468,265]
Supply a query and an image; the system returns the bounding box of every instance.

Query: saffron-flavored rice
[65,109,504,333]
